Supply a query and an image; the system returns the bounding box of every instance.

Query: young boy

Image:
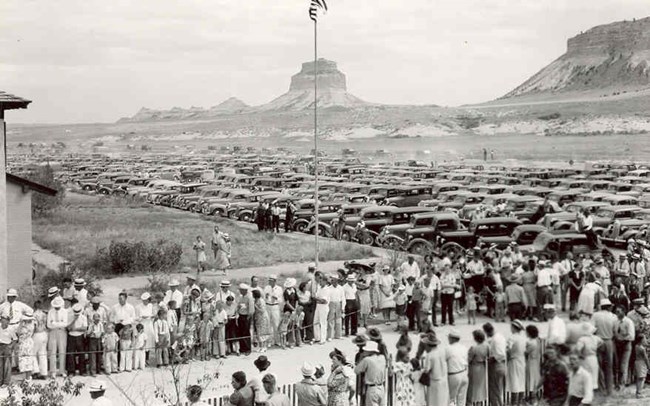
[0,315,17,386]
[102,323,119,374]
[494,286,506,322]
[224,296,239,356]
[153,309,170,367]
[133,323,146,370]
[119,324,133,372]
[466,286,478,325]
[198,313,214,361]
[393,285,408,329]
[410,280,424,332]
[166,301,178,349]
[279,310,292,349]
[212,302,227,358]
[87,313,105,376]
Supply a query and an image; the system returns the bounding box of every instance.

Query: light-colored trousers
[212,325,226,356]
[448,372,469,406]
[314,303,329,343]
[327,302,342,339]
[47,329,66,375]
[133,348,146,370]
[267,305,281,345]
[120,340,133,372]
[104,350,118,373]
[32,331,48,376]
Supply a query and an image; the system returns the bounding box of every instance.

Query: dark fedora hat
[253,355,271,370]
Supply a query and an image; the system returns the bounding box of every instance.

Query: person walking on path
[484,322,507,406]
[446,330,468,406]
[192,236,208,273]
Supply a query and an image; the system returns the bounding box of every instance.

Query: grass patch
[33,193,374,275]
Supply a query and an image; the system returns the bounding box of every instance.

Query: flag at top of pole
[309,0,328,22]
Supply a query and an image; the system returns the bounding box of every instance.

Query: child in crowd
[166,300,178,347]
[395,323,412,354]
[198,313,214,361]
[154,309,170,367]
[289,305,304,348]
[133,323,146,370]
[87,313,105,376]
[279,310,292,349]
[0,315,17,386]
[119,324,133,372]
[635,334,650,399]
[466,286,478,325]
[224,296,239,356]
[410,279,423,332]
[102,323,119,374]
[393,286,408,329]
[212,302,227,358]
[174,315,196,363]
[494,286,506,322]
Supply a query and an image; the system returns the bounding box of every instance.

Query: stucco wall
[6,181,32,289]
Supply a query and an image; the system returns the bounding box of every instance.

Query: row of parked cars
[24,153,650,260]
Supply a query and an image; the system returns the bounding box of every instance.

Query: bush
[94,239,183,275]
[26,164,66,217]
[23,263,104,305]
[538,112,561,121]
[1,376,84,406]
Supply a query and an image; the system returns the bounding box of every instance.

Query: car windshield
[505,201,518,211]
[595,209,615,219]
[532,232,554,248]
[635,212,650,221]
[565,204,581,213]
[453,195,467,203]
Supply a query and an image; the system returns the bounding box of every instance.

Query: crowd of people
[2,235,650,405]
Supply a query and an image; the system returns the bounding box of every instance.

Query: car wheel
[361,235,374,246]
[228,211,237,219]
[441,242,464,260]
[341,231,351,241]
[240,213,251,222]
[295,223,307,233]
[83,185,92,191]
[408,241,428,256]
[317,226,327,237]
[385,238,402,251]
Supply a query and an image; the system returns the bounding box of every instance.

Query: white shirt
[47,307,70,329]
[110,303,136,325]
[0,300,33,325]
[419,274,441,291]
[445,342,468,374]
[315,286,330,305]
[561,259,574,277]
[264,285,284,306]
[537,268,553,287]
[73,288,89,308]
[467,260,485,276]
[163,289,184,310]
[214,289,235,304]
[583,215,593,231]
[68,312,89,337]
[399,261,421,280]
[547,315,567,345]
[343,283,357,300]
[500,255,513,269]
[328,285,346,307]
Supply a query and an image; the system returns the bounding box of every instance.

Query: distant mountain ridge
[502,17,650,99]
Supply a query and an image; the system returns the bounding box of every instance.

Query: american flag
[309,0,328,22]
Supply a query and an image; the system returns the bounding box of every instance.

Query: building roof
[6,174,58,196]
[0,91,31,111]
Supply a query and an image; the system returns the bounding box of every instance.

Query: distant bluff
[503,17,650,98]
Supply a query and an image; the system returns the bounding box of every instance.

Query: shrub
[23,263,103,306]
[26,164,66,217]
[538,112,561,121]
[94,239,183,275]
[1,374,84,406]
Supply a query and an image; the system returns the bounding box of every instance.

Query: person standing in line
[31,301,49,379]
[545,304,567,347]
[343,275,358,337]
[420,332,449,406]
[47,296,68,378]
[524,325,542,404]
[237,284,255,355]
[0,314,17,386]
[271,203,281,233]
[446,330,468,406]
[264,275,283,347]
[569,263,585,313]
[507,320,526,406]
[327,275,345,341]
[263,373,291,406]
[66,303,88,376]
[377,267,395,325]
[505,275,528,321]
[295,362,326,406]
[87,313,104,376]
[440,265,457,326]
[568,352,594,406]
[560,253,575,312]
[484,322,507,406]
[399,255,421,283]
[153,308,170,367]
[541,347,569,406]
[354,340,387,406]
[591,298,617,395]
[314,275,331,344]
[536,261,554,321]
[614,305,635,390]
[265,202,273,232]
[17,311,36,381]
[252,290,270,353]
[164,279,183,323]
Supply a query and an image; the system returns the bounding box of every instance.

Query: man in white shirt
[544,304,567,346]
[47,296,70,377]
[0,288,33,333]
[215,280,235,304]
[67,303,88,375]
[163,279,184,322]
[483,322,507,406]
[110,292,136,335]
[568,353,593,405]
[73,278,89,308]
[536,261,554,321]
[327,275,345,341]
[264,275,283,346]
[559,253,575,312]
[419,268,441,326]
[343,275,358,337]
[466,252,485,294]
[446,330,469,406]
[399,255,421,283]
[183,275,200,299]
[314,276,330,344]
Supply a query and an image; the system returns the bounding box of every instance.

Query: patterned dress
[17,321,35,373]
[393,361,416,406]
[254,298,271,343]
[356,279,372,317]
[327,366,350,406]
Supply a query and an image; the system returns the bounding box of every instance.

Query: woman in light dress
[467,329,489,404]
[17,311,36,380]
[576,274,603,317]
[520,264,537,320]
[136,292,157,366]
[507,320,526,406]
[421,333,448,406]
[192,236,208,272]
[575,323,602,390]
[356,276,372,329]
[377,266,396,324]
[211,226,231,274]
[252,289,270,353]
[392,348,416,406]
[524,325,542,403]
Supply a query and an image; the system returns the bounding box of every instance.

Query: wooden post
[0,111,7,298]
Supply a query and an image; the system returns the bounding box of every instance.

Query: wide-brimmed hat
[301,362,316,377]
[47,287,60,297]
[239,283,250,291]
[448,329,461,339]
[254,355,271,370]
[74,278,86,287]
[72,304,83,314]
[284,278,296,289]
[6,288,17,297]
[543,304,556,311]
[268,274,278,280]
[421,332,440,346]
[168,279,180,287]
[599,298,612,307]
[352,334,368,346]
[140,292,151,301]
[89,379,107,393]
[511,319,524,331]
[510,275,522,284]
[202,290,214,301]
[367,327,382,342]
[91,296,101,304]
[21,311,34,321]
[220,280,231,288]
[51,296,64,308]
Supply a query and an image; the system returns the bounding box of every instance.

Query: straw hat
[51,296,64,308]
[140,292,151,301]
[301,362,315,377]
[89,379,107,393]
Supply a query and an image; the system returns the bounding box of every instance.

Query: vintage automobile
[436,217,523,258]
[202,189,255,216]
[307,203,375,237]
[382,185,434,207]
[161,183,209,207]
[178,186,224,211]
[546,189,584,207]
[379,212,461,251]
[519,231,616,260]
[600,218,650,249]
[477,224,548,249]
[112,177,150,196]
[338,206,435,245]
[291,200,345,232]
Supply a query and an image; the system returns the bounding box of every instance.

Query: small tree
[27,164,65,217]
[1,376,84,406]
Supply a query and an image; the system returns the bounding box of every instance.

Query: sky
[1,0,648,124]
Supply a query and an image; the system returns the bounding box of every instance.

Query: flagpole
[313,19,320,268]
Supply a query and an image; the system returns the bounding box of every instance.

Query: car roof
[596,205,641,212]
